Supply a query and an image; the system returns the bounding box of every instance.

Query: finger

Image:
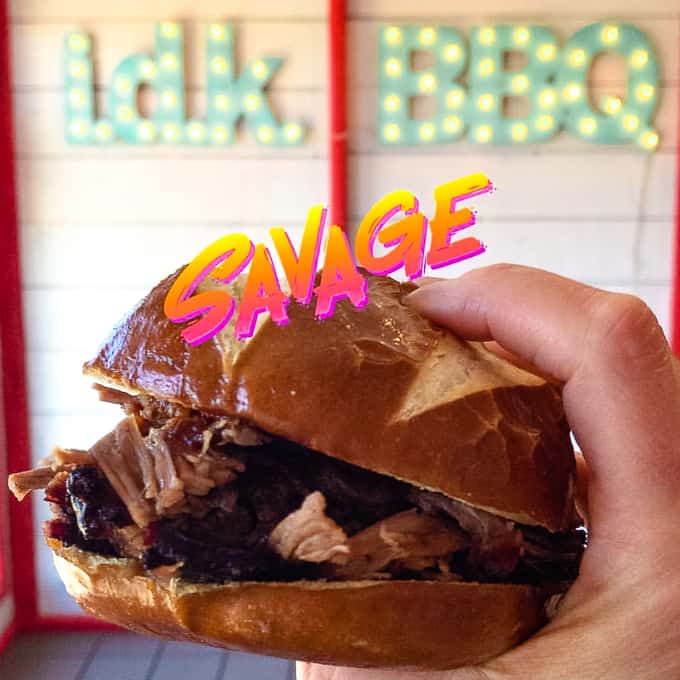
[406,264,680,560]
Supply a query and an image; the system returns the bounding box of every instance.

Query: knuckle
[485,262,523,276]
[584,291,669,368]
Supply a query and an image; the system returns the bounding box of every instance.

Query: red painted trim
[0,0,38,630]
[0,352,8,600]
[328,0,347,229]
[0,621,16,656]
[30,616,121,633]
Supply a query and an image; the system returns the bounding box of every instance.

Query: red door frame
[0,0,37,641]
[1,0,679,641]
[329,0,347,230]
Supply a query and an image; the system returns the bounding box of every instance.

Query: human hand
[299,265,680,680]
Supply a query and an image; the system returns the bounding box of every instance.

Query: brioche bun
[51,540,552,669]
[42,270,578,668]
[84,272,575,532]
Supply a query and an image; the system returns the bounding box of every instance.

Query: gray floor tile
[80,636,163,680]
[94,632,163,658]
[149,641,224,680]
[0,633,100,679]
[0,651,87,680]
[160,641,224,658]
[0,631,296,680]
[223,652,291,680]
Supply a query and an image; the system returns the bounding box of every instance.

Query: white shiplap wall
[10,0,328,615]
[10,0,679,616]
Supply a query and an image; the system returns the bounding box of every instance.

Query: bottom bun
[50,539,551,670]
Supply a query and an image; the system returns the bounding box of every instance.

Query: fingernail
[403,280,443,307]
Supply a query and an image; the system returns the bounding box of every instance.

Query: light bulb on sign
[285,124,303,142]
[511,75,529,93]
[477,94,495,111]
[419,73,437,93]
[160,22,179,39]
[385,58,402,78]
[622,114,640,132]
[475,125,492,143]
[443,115,462,133]
[513,27,530,45]
[384,95,401,112]
[536,43,556,61]
[511,123,528,141]
[536,115,554,131]
[478,27,496,45]
[446,89,464,109]
[383,123,401,142]
[638,130,659,150]
[419,27,437,46]
[419,122,435,141]
[210,24,227,41]
[601,25,620,45]
[384,26,402,46]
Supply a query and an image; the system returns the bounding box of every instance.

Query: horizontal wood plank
[20,223,304,290]
[16,158,328,223]
[348,0,678,18]
[349,152,676,219]
[10,0,326,21]
[20,218,671,288]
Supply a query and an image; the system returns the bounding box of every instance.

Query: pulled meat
[269,493,468,580]
[8,392,586,586]
[9,467,54,501]
[89,415,247,527]
[94,385,269,447]
[269,492,350,564]
[9,447,95,500]
[333,509,467,580]
[51,447,94,467]
[90,419,156,527]
[414,491,523,578]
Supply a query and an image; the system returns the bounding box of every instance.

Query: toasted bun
[50,539,552,669]
[84,271,575,531]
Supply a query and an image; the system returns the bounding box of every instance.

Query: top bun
[84,271,575,531]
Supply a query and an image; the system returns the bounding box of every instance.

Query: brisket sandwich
[9,271,585,669]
